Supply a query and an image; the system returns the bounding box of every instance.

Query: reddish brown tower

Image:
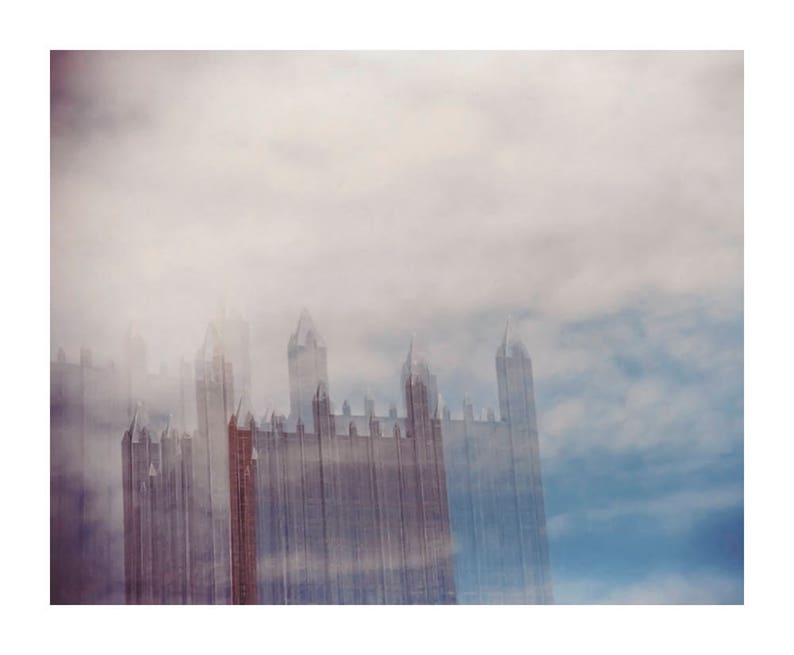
[228,410,258,604]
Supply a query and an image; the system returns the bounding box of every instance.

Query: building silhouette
[52,331,201,604]
[192,323,236,604]
[287,308,329,433]
[209,304,252,400]
[228,403,258,605]
[110,311,554,604]
[51,347,126,604]
[121,410,190,604]
[442,317,553,603]
[229,324,457,604]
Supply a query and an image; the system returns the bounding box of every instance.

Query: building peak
[315,380,329,401]
[292,308,325,347]
[503,315,513,348]
[403,333,429,378]
[199,322,225,360]
[128,404,140,437]
[497,315,529,358]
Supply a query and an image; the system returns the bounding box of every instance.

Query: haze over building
[287,308,329,433]
[50,51,744,606]
[56,308,552,604]
[442,318,553,603]
[232,330,458,604]
[121,412,191,604]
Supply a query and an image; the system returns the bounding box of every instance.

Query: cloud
[51,51,742,421]
[554,571,743,604]
[547,484,743,539]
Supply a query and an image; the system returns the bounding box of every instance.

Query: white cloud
[547,484,743,539]
[555,571,742,604]
[51,52,742,423]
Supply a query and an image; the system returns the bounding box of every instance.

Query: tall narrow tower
[228,406,258,605]
[288,309,329,432]
[495,317,553,603]
[403,343,457,604]
[400,336,438,417]
[209,304,251,400]
[194,323,235,604]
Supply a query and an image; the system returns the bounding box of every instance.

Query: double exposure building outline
[117,310,553,604]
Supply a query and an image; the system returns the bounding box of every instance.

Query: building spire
[503,315,513,350]
[198,321,225,361]
[404,332,426,378]
[129,403,140,436]
[498,314,528,358]
[293,308,324,347]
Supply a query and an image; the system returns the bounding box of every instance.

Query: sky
[50,51,743,603]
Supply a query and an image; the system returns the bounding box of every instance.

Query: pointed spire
[292,308,325,347]
[199,321,224,360]
[148,462,158,477]
[434,393,443,420]
[404,332,429,380]
[129,403,140,437]
[503,315,513,349]
[498,314,528,358]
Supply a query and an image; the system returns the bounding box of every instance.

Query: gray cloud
[51,51,742,422]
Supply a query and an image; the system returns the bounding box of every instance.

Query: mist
[51,51,743,604]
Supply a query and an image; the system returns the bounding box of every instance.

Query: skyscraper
[114,312,553,605]
[209,304,252,399]
[494,318,553,603]
[51,347,126,604]
[287,309,329,432]
[228,408,258,605]
[121,411,191,604]
[229,320,457,604]
[400,336,439,418]
[441,318,553,603]
[193,323,236,604]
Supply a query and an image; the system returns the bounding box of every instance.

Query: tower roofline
[198,322,224,360]
[290,308,325,347]
[497,315,529,358]
[129,404,140,436]
[403,333,430,379]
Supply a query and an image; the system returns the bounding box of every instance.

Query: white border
[3,1,791,653]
